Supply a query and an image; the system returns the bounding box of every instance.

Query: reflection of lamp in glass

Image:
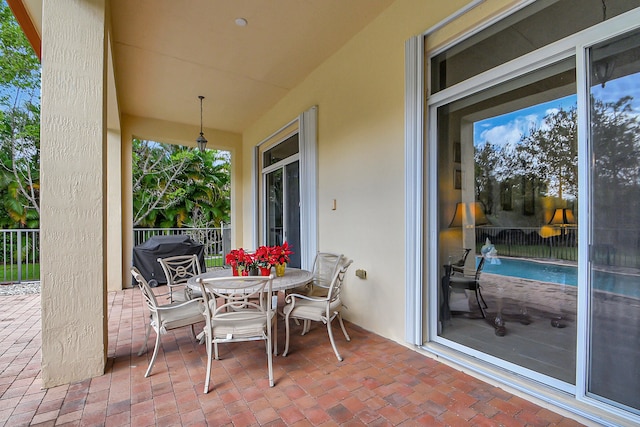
[549,208,575,242]
[449,202,489,228]
[548,208,575,226]
[548,207,575,328]
[593,59,615,88]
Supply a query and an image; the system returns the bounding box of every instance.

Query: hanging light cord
[199,95,204,136]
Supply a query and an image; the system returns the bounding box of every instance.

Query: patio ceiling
[17,0,395,135]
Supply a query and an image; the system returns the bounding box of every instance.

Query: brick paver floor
[0,287,589,426]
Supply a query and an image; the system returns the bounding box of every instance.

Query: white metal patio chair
[157,254,203,303]
[307,252,344,296]
[282,258,353,361]
[131,267,204,377]
[285,252,344,301]
[448,255,488,318]
[197,275,275,393]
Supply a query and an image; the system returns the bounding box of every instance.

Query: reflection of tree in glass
[591,96,640,186]
[591,95,640,252]
[475,96,640,226]
[517,107,578,200]
[474,143,499,214]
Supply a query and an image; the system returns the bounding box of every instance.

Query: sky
[473,74,640,149]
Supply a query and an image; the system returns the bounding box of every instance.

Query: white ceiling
[24,0,395,135]
[23,1,640,137]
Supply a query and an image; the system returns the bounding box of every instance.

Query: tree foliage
[0,2,232,230]
[0,1,40,228]
[132,139,231,228]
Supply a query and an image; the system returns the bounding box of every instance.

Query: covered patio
[0,289,584,426]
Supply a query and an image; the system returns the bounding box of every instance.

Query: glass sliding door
[424,0,640,419]
[263,134,301,268]
[435,58,578,385]
[284,161,301,267]
[588,28,640,412]
[265,168,284,247]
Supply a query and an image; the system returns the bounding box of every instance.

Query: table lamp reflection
[449,202,489,228]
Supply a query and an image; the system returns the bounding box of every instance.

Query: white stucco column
[107,129,123,292]
[40,0,108,387]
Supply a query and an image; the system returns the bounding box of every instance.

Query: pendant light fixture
[196,95,207,151]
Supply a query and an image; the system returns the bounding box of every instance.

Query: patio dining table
[186,267,313,354]
[186,267,313,294]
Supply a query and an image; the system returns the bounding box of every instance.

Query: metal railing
[475,226,578,262]
[1,229,40,284]
[1,225,231,284]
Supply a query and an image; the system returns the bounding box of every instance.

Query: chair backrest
[312,252,344,289]
[326,258,353,303]
[157,254,202,287]
[474,255,486,281]
[131,267,160,314]
[197,275,273,333]
[453,248,471,267]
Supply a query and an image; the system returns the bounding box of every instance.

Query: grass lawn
[1,263,40,283]
[1,256,225,284]
[205,255,224,269]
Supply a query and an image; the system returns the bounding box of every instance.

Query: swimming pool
[483,257,577,285]
[482,257,640,299]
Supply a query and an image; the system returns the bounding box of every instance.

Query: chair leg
[283,313,292,357]
[273,313,278,356]
[302,319,311,335]
[144,330,162,377]
[138,323,152,356]
[204,333,212,394]
[478,287,488,309]
[474,288,487,318]
[326,317,343,362]
[337,312,351,342]
[266,334,274,387]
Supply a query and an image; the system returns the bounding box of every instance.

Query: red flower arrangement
[225,248,253,275]
[253,246,272,267]
[225,243,294,276]
[270,242,293,265]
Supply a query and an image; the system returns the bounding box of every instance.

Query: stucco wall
[242,0,475,343]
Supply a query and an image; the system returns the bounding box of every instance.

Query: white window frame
[253,106,318,270]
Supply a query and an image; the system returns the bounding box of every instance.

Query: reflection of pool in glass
[482,257,640,299]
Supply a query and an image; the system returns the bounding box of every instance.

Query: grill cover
[132,235,205,286]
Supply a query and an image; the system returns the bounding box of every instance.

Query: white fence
[1,229,40,284]
[1,225,230,284]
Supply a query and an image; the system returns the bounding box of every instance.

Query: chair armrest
[155,297,204,311]
[284,292,327,304]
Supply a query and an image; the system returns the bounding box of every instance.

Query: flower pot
[260,266,272,276]
[275,263,286,277]
[232,265,239,276]
[249,266,259,276]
